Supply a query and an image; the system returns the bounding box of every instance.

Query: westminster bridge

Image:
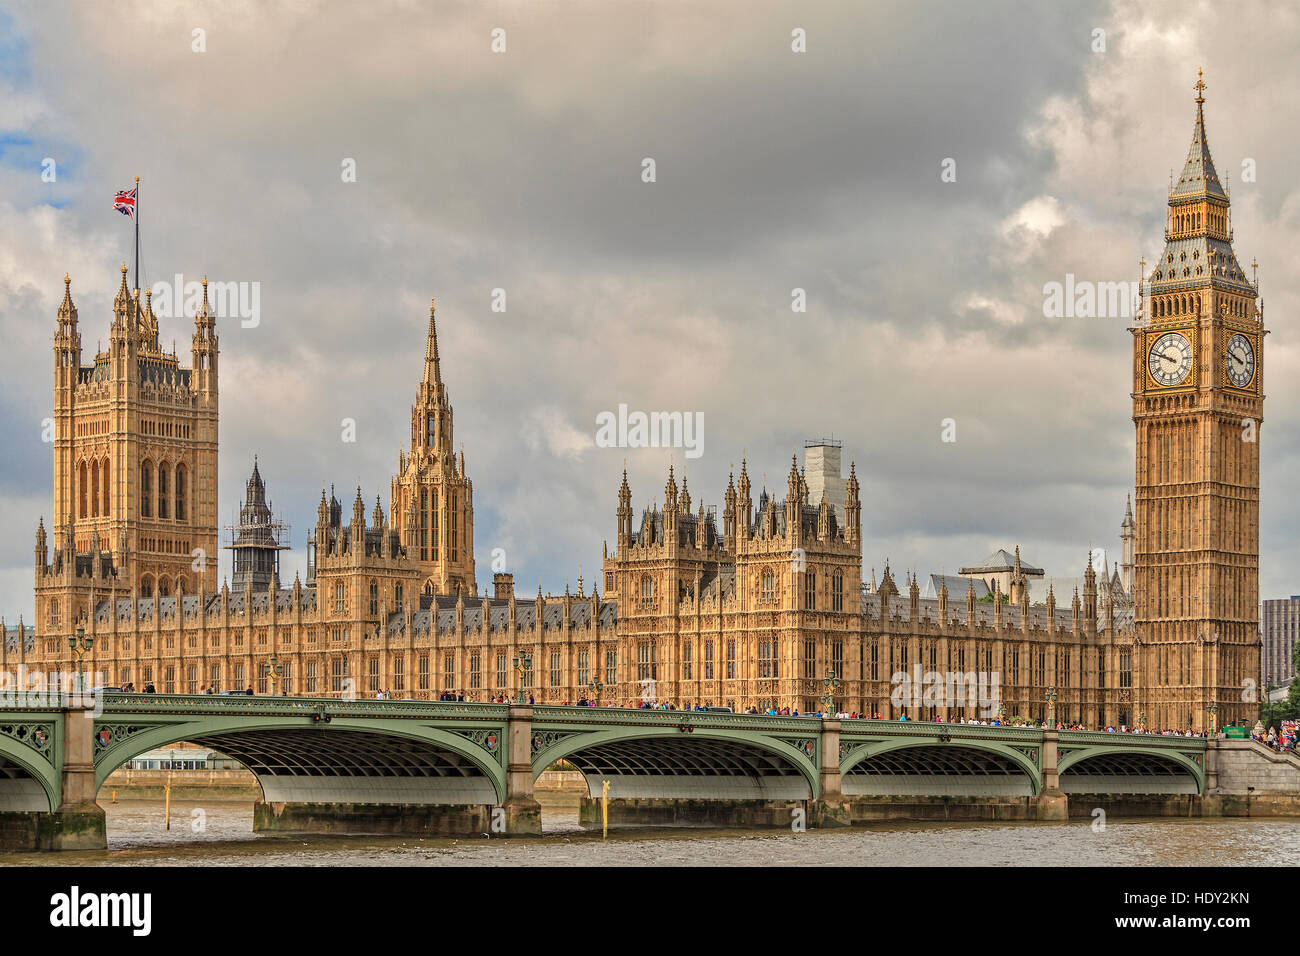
[3,693,1292,851]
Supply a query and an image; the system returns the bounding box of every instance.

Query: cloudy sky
[1,0,1297,620]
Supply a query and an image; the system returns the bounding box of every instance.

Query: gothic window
[448,493,456,562]
[761,569,775,602]
[158,577,170,597]
[604,648,617,685]
[550,651,561,688]
[157,463,169,519]
[418,654,430,691]
[394,583,403,611]
[640,576,656,604]
[682,643,692,681]
[305,661,318,694]
[444,652,455,691]
[334,583,345,613]
[331,658,347,693]
[79,460,88,518]
[1119,651,1132,689]
[141,575,154,598]
[726,639,736,679]
[420,490,429,560]
[175,465,186,520]
[804,571,817,610]
[803,639,815,679]
[90,460,99,517]
[470,652,480,690]
[832,573,843,611]
[49,599,59,628]
[497,651,507,689]
[431,490,439,562]
[577,649,589,687]
[369,580,378,616]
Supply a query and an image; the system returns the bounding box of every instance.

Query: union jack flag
[113,186,136,220]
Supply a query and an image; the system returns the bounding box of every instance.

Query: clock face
[1148,331,1194,387]
[1225,333,1255,388]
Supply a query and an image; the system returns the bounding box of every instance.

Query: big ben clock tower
[1132,71,1263,732]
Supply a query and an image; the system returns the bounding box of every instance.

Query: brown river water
[4,799,1299,866]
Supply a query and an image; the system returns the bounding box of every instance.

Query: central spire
[1172,68,1226,202]
[423,297,442,387]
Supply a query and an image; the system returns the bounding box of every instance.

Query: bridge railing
[1057,729,1208,751]
[531,705,820,732]
[97,693,509,720]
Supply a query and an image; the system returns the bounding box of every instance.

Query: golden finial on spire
[1194,68,1206,104]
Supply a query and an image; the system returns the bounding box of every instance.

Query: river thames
[3,800,1297,866]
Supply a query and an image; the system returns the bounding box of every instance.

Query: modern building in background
[1262,596,1300,686]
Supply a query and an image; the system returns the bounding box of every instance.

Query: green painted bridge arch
[1056,733,1205,795]
[93,695,511,806]
[0,714,64,812]
[838,724,1045,797]
[528,707,822,801]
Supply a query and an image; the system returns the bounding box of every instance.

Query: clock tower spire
[1132,72,1263,732]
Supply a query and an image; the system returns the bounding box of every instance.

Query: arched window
[90,460,99,517]
[141,574,154,598]
[141,462,153,517]
[175,464,186,521]
[102,458,110,517]
[158,577,171,597]
[395,583,404,611]
[640,576,655,602]
[369,580,379,615]
[157,463,170,519]
[762,569,775,602]
[78,460,88,518]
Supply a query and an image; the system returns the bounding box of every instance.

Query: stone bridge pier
[0,708,106,852]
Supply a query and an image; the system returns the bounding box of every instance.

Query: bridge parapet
[99,693,509,722]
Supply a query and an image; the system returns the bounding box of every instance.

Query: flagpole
[133,175,140,294]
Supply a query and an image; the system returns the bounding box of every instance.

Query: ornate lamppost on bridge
[68,625,94,693]
[821,669,841,717]
[996,700,1007,726]
[1137,711,1147,733]
[1045,686,1058,728]
[587,677,603,708]
[514,650,533,704]
[1206,701,1218,737]
[267,655,285,696]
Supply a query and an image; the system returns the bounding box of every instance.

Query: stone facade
[8,78,1263,735]
[1130,74,1263,731]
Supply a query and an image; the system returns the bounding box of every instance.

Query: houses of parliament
[4,78,1264,733]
